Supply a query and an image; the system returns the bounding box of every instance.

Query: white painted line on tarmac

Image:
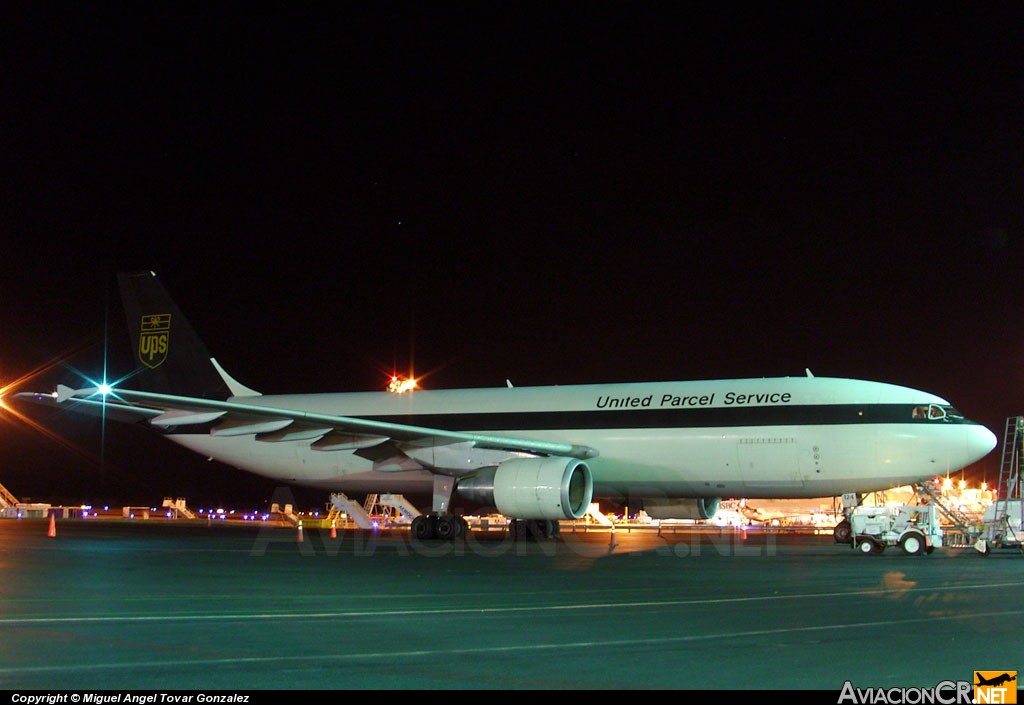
[2,608,1023,676]
[0,580,1017,625]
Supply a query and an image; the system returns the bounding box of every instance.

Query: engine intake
[457,457,594,520]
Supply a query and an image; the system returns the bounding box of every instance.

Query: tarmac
[1,517,1023,691]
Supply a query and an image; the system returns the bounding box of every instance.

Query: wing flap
[211,417,294,437]
[256,425,333,442]
[153,409,229,427]
[310,432,390,451]
[353,441,425,472]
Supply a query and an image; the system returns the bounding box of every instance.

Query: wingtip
[55,384,101,402]
[55,384,79,403]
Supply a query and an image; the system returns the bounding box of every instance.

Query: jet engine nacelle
[642,497,721,521]
[457,457,594,520]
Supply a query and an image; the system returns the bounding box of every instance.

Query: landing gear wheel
[899,532,925,556]
[413,514,467,541]
[834,519,852,544]
[435,515,455,540]
[435,515,466,540]
[411,514,437,540]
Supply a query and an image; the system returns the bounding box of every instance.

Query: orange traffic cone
[330,520,337,539]
[296,520,304,542]
[47,513,56,538]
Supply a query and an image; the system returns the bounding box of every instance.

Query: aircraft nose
[967,423,998,462]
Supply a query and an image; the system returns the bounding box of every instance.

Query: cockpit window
[912,404,962,420]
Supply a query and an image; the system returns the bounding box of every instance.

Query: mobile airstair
[378,493,422,524]
[0,481,17,509]
[915,480,980,546]
[328,493,374,529]
[585,502,614,526]
[975,416,1024,554]
[161,497,197,519]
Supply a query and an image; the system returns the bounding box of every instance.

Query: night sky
[1,5,1022,508]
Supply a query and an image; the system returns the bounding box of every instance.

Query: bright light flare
[1,371,85,454]
[387,375,418,394]
[0,347,130,465]
[0,396,103,465]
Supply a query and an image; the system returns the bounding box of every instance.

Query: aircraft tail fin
[117,271,257,400]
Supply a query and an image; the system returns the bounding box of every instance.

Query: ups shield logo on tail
[139,313,171,369]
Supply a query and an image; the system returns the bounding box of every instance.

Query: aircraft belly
[574,424,975,500]
[583,430,746,498]
[168,421,988,502]
[171,434,409,487]
[786,424,981,497]
[737,434,805,491]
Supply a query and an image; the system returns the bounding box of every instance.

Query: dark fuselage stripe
[357,404,972,431]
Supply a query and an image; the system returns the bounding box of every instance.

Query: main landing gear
[409,515,563,541]
[411,514,469,541]
[410,475,469,541]
[410,474,563,542]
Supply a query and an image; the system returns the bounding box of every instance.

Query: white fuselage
[163,376,997,501]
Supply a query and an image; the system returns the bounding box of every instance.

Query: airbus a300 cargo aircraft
[15,272,997,540]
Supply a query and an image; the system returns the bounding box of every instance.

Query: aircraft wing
[15,386,599,462]
[14,390,167,423]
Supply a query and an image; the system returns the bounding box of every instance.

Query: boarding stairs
[915,480,979,538]
[585,502,614,526]
[270,503,302,525]
[0,481,17,509]
[362,493,404,524]
[329,493,374,529]
[378,493,421,524]
[161,497,197,519]
[977,417,1024,552]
